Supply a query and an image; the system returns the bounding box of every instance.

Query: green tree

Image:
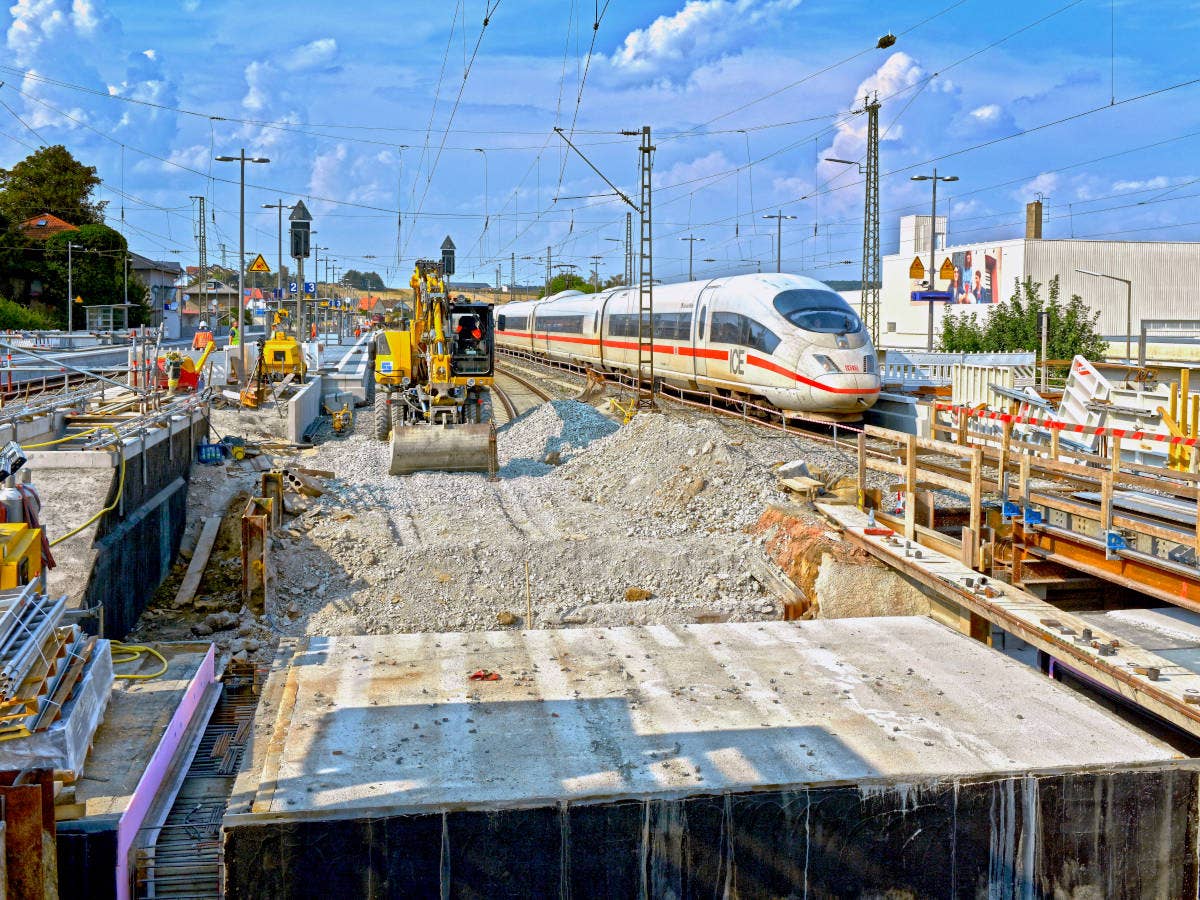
[0,145,105,225]
[41,224,150,326]
[938,275,1106,361]
[339,269,385,291]
[539,273,596,298]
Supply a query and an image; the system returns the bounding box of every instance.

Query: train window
[772,289,862,334]
[502,315,527,331]
[593,311,599,332]
[710,312,741,345]
[744,317,780,354]
[608,313,650,337]
[652,312,692,340]
[497,314,507,330]
[697,306,706,340]
[536,314,584,334]
[710,312,780,354]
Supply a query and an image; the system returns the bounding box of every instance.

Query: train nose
[799,350,881,405]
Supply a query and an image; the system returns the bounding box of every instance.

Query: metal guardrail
[880,350,1036,388]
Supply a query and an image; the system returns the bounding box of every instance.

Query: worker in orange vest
[310,322,317,340]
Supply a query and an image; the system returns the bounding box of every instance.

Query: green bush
[0,296,56,331]
[938,275,1107,361]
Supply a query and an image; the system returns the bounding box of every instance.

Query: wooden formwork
[859,406,1200,612]
[241,497,274,615]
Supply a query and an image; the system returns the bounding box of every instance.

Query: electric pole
[680,235,705,281]
[762,211,796,273]
[189,195,208,327]
[861,96,881,347]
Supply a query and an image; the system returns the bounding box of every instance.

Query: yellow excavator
[372,259,496,475]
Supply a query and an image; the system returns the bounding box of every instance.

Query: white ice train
[494,273,880,421]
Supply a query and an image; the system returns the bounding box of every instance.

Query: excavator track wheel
[374,392,391,441]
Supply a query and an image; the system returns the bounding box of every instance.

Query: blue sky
[1,0,1196,286]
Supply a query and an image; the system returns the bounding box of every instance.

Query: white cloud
[163,143,208,172]
[611,0,799,75]
[816,52,923,205]
[7,0,70,65]
[242,60,269,111]
[1020,172,1059,198]
[71,0,102,33]
[970,104,1001,122]
[1112,176,1170,192]
[285,37,337,72]
[654,150,732,189]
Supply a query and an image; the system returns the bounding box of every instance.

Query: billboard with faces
[910,244,1021,307]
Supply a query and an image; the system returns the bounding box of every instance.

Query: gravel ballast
[134,388,864,647]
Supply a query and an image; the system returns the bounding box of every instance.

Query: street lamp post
[262,199,290,310]
[66,242,83,333]
[680,235,705,281]
[313,244,329,338]
[1076,268,1134,363]
[215,149,270,383]
[761,211,796,273]
[911,169,958,350]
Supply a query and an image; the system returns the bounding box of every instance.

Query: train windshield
[772,289,861,334]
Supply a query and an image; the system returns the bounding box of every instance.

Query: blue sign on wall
[910,291,954,303]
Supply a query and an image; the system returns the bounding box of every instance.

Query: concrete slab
[71,642,214,818]
[229,618,1179,822]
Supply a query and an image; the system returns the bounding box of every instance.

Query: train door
[597,291,615,369]
[690,284,719,379]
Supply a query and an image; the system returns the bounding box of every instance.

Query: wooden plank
[968,447,983,568]
[172,516,222,609]
[819,501,1200,740]
[902,434,917,539]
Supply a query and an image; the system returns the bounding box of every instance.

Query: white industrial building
[869,205,1200,358]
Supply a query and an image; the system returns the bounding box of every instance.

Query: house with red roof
[18,213,79,240]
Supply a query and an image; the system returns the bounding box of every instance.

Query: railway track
[495,347,894,459]
[492,365,553,425]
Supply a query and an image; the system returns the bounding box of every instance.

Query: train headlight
[466,378,476,387]
[813,354,840,374]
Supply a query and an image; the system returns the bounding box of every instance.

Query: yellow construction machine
[261,308,307,382]
[372,260,496,475]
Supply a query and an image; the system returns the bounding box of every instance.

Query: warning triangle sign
[248,253,271,274]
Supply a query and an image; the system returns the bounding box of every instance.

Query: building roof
[129,252,182,276]
[18,212,78,239]
[357,295,382,312]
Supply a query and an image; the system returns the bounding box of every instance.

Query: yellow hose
[110,641,168,679]
[21,422,112,449]
[25,424,127,547]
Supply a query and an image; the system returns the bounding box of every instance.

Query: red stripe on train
[495,333,878,395]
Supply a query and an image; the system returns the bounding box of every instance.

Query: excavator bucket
[389,422,496,476]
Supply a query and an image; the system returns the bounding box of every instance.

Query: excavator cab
[449,302,493,378]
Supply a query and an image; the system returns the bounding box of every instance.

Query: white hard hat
[199,320,209,329]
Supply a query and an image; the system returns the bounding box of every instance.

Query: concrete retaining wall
[286,376,324,444]
[32,409,209,638]
[224,765,1199,898]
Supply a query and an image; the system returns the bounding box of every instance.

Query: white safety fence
[882,350,1036,389]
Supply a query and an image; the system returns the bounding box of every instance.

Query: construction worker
[310,322,318,340]
[229,322,240,346]
[455,314,483,353]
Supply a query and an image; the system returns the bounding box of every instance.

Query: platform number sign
[289,282,298,294]
[729,348,746,375]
